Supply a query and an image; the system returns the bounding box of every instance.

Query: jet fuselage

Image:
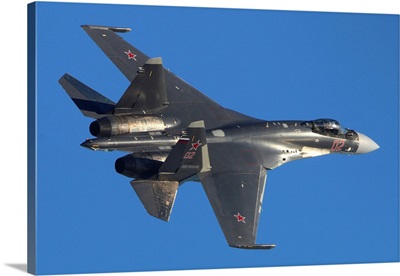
[81,118,378,172]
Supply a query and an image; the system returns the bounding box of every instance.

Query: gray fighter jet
[59,25,379,250]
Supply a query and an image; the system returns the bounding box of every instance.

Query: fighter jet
[59,25,379,250]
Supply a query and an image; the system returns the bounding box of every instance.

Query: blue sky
[31,2,398,275]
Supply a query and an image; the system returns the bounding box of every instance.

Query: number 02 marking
[184,151,196,159]
[331,140,345,152]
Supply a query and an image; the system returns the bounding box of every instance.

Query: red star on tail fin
[190,140,202,151]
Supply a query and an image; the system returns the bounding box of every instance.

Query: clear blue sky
[32,2,398,275]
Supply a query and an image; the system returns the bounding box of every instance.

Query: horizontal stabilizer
[130,180,179,222]
[59,74,115,118]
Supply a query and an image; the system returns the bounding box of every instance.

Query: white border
[1,1,398,276]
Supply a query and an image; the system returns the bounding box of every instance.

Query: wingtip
[58,73,69,83]
[81,25,131,33]
[229,244,276,250]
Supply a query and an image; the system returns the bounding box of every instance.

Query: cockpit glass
[304,118,348,137]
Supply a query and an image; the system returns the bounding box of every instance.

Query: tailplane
[58,73,115,118]
[130,180,179,222]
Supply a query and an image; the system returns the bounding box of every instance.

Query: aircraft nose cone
[356,132,380,154]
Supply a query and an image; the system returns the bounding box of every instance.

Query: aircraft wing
[199,144,275,249]
[80,25,261,129]
[81,25,149,82]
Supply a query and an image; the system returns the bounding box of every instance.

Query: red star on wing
[124,50,137,61]
[190,140,202,151]
[234,213,246,223]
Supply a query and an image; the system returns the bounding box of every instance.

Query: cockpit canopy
[302,118,353,138]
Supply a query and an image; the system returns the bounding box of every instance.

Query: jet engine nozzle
[90,119,111,137]
[115,155,163,179]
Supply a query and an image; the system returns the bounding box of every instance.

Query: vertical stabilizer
[158,120,210,182]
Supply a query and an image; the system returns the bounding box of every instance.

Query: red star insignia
[190,140,202,151]
[234,213,246,223]
[124,50,137,60]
